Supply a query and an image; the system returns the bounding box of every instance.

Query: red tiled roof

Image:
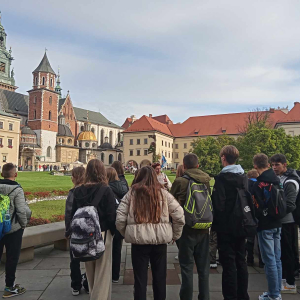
[152,115,173,124]
[122,118,133,129]
[276,102,300,123]
[124,115,173,136]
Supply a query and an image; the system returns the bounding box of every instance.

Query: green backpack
[183,175,213,229]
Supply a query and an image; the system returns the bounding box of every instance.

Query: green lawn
[29,200,66,219]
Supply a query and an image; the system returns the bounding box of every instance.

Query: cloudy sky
[1,1,300,125]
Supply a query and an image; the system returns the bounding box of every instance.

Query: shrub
[27,217,51,227]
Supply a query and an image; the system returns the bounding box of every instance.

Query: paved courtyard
[0,243,299,300]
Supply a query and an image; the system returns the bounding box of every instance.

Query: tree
[191,135,236,175]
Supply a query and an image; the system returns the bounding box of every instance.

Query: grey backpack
[182,175,213,229]
[70,188,106,262]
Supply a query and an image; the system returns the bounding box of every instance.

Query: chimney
[294,102,300,106]
[269,108,275,113]
[149,114,152,118]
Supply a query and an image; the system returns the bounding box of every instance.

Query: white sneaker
[175,255,178,260]
[210,263,217,269]
[281,282,297,294]
[258,292,282,300]
[72,288,80,296]
[281,279,286,291]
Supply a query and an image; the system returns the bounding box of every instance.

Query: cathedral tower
[27,52,59,162]
[0,12,17,91]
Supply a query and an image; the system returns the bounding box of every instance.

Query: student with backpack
[252,154,284,300]
[65,166,89,296]
[111,161,129,190]
[270,154,299,294]
[106,167,129,283]
[212,146,253,300]
[171,153,212,300]
[116,166,184,300]
[0,163,31,298]
[70,159,116,300]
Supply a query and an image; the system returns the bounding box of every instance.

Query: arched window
[118,153,122,162]
[33,96,37,104]
[109,131,113,145]
[81,125,84,132]
[34,110,36,119]
[109,154,114,164]
[48,111,51,120]
[50,78,53,87]
[35,77,38,86]
[101,129,104,145]
[91,128,95,133]
[92,143,96,148]
[68,138,72,144]
[49,96,52,105]
[47,146,52,158]
[42,77,45,85]
[79,142,82,147]
[101,153,105,162]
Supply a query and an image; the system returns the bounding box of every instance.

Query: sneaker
[112,279,119,283]
[175,255,178,260]
[281,283,297,294]
[72,288,80,296]
[3,285,26,298]
[210,263,217,269]
[281,279,286,290]
[258,292,282,300]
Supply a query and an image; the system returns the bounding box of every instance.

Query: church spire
[55,68,62,98]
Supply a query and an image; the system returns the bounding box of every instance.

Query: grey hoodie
[0,179,29,234]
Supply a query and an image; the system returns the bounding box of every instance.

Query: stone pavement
[0,243,299,300]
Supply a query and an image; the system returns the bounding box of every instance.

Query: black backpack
[263,183,287,220]
[229,187,258,238]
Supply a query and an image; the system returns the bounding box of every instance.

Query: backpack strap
[7,185,22,223]
[90,186,106,208]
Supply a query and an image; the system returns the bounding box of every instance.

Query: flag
[161,155,167,168]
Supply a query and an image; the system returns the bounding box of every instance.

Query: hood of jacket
[184,168,211,184]
[109,180,129,199]
[217,172,247,189]
[73,183,103,206]
[221,164,244,174]
[282,168,300,182]
[257,168,280,184]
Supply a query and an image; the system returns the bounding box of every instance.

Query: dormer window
[42,77,45,85]
[221,127,226,134]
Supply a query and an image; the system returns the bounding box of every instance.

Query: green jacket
[170,168,211,207]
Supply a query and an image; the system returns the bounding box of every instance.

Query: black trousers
[112,231,123,281]
[132,244,167,300]
[281,223,296,285]
[246,235,263,264]
[70,249,82,290]
[294,224,299,273]
[0,229,24,287]
[217,234,249,300]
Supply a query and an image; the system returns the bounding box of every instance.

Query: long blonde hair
[176,165,185,178]
[106,167,119,183]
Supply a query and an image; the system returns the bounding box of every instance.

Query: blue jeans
[258,228,282,299]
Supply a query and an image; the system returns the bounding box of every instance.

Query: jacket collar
[0,179,19,186]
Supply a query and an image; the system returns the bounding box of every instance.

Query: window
[0,122,3,129]
[162,141,164,146]
[101,153,105,162]
[168,152,170,158]
[130,139,133,145]
[9,123,13,131]
[165,141,167,147]
[79,142,82,147]
[144,149,148,156]
[0,62,5,73]
[118,132,121,143]
[0,138,3,145]
[68,139,72,144]
[8,139,12,147]
[175,153,179,159]
[165,151,167,156]
[47,146,52,157]
[171,144,173,148]
[144,138,148,144]
[175,144,178,149]
[109,154,114,164]
[137,150,141,156]
[129,150,133,156]
[48,111,52,120]
[2,156,6,163]
[184,143,187,149]
[91,128,95,133]
[101,129,104,145]
[92,143,97,148]
[118,153,122,162]
[42,77,45,85]
[109,131,113,145]
[85,142,90,148]
[168,142,170,148]
[35,77,38,86]
[81,125,84,132]
[49,96,52,105]
[50,78,53,87]
[137,139,140,145]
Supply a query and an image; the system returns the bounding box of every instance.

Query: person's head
[247,169,259,179]
[71,166,85,187]
[253,153,269,173]
[220,145,239,166]
[106,167,119,183]
[84,159,108,185]
[1,163,17,180]
[270,154,287,175]
[132,169,140,185]
[111,161,124,176]
[176,164,185,178]
[183,153,199,170]
[151,163,161,175]
[131,166,164,224]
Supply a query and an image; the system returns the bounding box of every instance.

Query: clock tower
[0,12,17,91]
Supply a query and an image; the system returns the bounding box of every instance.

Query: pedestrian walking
[116,166,184,300]
[70,159,116,300]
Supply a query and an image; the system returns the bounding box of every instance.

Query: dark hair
[106,167,119,182]
[84,159,108,185]
[220,145,239,164]
[247,169,259,179]
[270,154,287,164]
[132,169,140,185]
[151,163,160,169]
[71,166,85,187]
[183,153,198,169]
[131,166,164,224]
[111,161,124,175]
[2,163,16,179]
[176,165,185,178]
[253,153,269,169]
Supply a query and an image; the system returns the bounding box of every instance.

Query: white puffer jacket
[116,188,185,245]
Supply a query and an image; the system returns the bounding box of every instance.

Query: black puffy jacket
[109,180,129,201]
